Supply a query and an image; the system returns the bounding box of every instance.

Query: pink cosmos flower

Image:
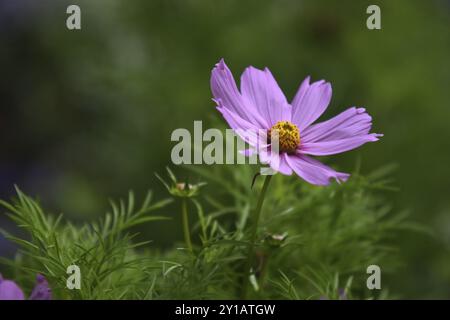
[211,59,382,185]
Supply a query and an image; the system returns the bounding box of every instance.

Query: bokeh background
[0,0,449,298]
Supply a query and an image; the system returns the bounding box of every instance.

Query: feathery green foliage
[0,164,417,299]
[0,188,172,299]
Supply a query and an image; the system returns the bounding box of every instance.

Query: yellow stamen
[268,121,300,154]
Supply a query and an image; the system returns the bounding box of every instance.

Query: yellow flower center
[268,121,300,154]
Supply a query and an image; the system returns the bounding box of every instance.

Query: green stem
[241,174,272,299]
[259,251,271,288]
[181,198,193,253]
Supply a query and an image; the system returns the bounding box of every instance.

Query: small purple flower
[0,274,24,300]
[0,273,52,300]
[337,288,348,300]
[29,274,52,300]
[319,288,348,300]
[211,59,382,185]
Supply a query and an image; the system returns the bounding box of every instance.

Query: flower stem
[181,198,193,253]
[259,251,271,288]
[241,174,272,299]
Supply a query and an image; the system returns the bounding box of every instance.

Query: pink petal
[257,149,293,175]
[301,134,381,156]
[291,76,311,108]
[258,147,271,164]
[302,107,374,143]
[216,105,268,148]
[291,77,332,131]
[270,152,293,175]
[277,153,294,175]
[285,154,349,186]
[211,59,268,128]
[241,66,289,126]
[239,148,255,157]
[281,104,292,122]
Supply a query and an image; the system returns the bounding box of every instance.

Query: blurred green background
[0,0,449,298]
